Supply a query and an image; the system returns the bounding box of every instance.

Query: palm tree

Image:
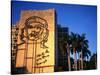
[57,25,72,71]
[70,32,79,70]
[64,35,72,71]
[59,33,72,71]
[77,34,91,70]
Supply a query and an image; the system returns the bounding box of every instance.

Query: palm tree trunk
[78,53,80,70]
[81,50,83,70]
[74,48,77,70]
[67,45,71,71]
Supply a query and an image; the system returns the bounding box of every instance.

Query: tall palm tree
[57,25,72,71]
[59,33,72,71]
[57,25,69,71]
[64,35,72,71]
[70,32,79,70]
[77,34,91,70]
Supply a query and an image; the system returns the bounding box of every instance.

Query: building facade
[11,9,55,74]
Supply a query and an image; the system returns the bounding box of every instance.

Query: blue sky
[11,1,97,55]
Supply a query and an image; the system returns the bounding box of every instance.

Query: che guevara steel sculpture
[19,16,50,69]
[20,16,49,49]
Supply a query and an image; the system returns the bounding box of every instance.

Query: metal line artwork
[19,16,49,48]
[36,50,50,65]
[18,16,50,73]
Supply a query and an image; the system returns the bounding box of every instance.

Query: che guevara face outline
[27,22,44,41]
[18,16,49,48]
[25,16,48,42]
